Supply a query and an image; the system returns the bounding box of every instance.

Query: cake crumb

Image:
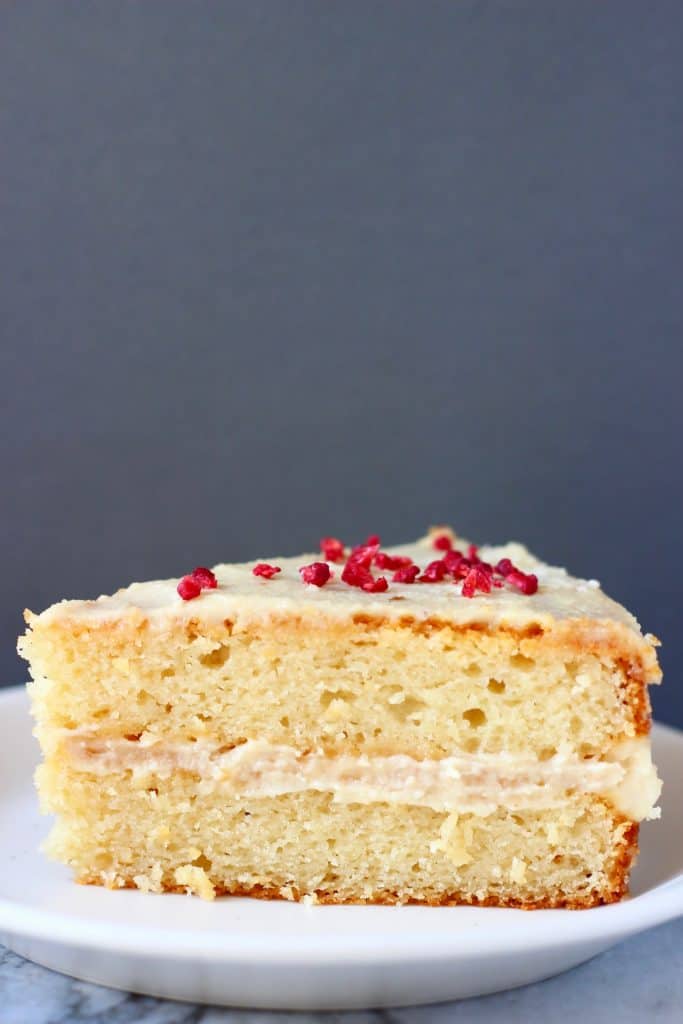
[433,813,474,867]
[510,857,527,883]
[132,863,163,894]
[546,823,561,846]
[174,864,216,900]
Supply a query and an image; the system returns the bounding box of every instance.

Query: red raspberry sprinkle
[341,561,374,588]
[341,556,387,593]
[453,561,472,580]
[300,562,332,587]
[418,559,448,583]
[177,574,202,600]
[496,558,514,577]
[506,569,538,595]
[252,563,281,580]
[442,549,464,572]
[433,533,453,551]
[461,566,493,598]
[348,542,381,569]
[364,534,381,547]
[375,551,413,571]
[362,575,388,593]
[320,537,346,563]
[192,566,218,589]
[392,564,420,584]
[467,544,479,561]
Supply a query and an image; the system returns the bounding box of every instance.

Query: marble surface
[1,918,682,1024]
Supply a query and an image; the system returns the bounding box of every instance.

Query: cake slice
[18,528,662,908]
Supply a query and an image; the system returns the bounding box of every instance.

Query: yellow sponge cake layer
[27,616,652,762]
[39,767,638,909]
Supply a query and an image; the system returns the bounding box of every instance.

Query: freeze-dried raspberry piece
[348,543,380,570]
[252,563,281,580]
[392,564,420,584]
[432,533,453,551]
[191,566,218,589]
[375,552,413,571]
[299,562,332,587]
[418,560,448,583]
[320,537,345,563]
[506,569,539,595]
[177,575,202,600]
[362,575,388,593]
[341,561,373,588]
[461,566,493,598]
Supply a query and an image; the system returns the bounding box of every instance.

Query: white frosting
[65,734,661,822]
[604,738,663,822]
[30,533,659,669]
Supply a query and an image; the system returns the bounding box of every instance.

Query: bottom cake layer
[38,762,638,908]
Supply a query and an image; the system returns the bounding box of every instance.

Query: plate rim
[2,684,683,965]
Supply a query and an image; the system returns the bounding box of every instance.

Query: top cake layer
[21,527,662,797]
[28,529,660,681]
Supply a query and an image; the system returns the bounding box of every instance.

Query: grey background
[1,1,681,724]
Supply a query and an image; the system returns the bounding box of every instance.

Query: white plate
[1,685,682,1010]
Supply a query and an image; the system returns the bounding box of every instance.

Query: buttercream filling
[65,734,661,821]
